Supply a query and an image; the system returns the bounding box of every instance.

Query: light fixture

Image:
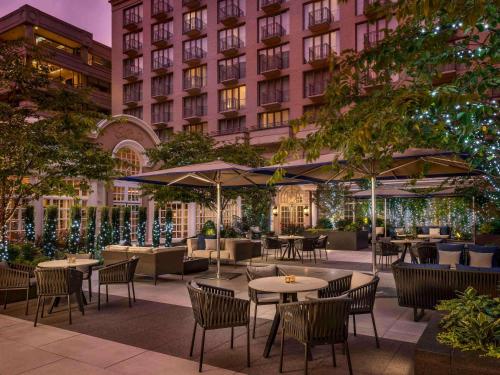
[304,207,310,216]
[272,206,278,216]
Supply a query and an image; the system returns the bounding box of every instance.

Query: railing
[123,65,142,78]
[218,4,243,20]
[219,36,243,52]
[183,46,206,62]
[152,0,173,16]
[308,43,331,62]
[213,126,247,136]
[184,75,204,90]
[219,65,241,82]
[152,56,173,70]
[152,29,172,44]
[308,7,332,28]
[152,84,172,97]
[257,120,289,129]
[152,111,172,124]
[183,17,204,34]
[364,30,384,49]
[306,81,327,97]
[123,92,142,104]
[260,90,286,105]
[184,106,206,118]
[260,0,283,10]
[123,39,142,52]
[220,98,242,112]
[260,54,283,73]
[123,13,142,27]
[260,23,286,41]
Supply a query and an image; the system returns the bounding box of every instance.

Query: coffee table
[183,258,209,274]
[277,235,304,260]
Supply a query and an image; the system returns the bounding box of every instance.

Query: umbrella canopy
[351,187,421,198]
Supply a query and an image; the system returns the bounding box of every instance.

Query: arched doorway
[277,186,310,233]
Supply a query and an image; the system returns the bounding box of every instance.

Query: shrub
[221,227,239,238]
[316,217,333,229]
[202,220,216,237]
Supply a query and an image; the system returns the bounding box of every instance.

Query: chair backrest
[348,276,379,313]
[381,241,399,255]
[246,264,280,282]
[127,256,140,282]
[299,237,317,251]
[187,281,206,325]
[417,243,438,264]
[35,268,70,296]
[315,235,328,249]
[73,253,92,260]
[265,237,282,250]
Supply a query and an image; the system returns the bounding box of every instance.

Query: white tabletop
[248,276,328,294]
[278,235,305,240]
[37,259,99,268]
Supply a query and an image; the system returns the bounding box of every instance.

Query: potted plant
[329,220,369,251]
[476,219,500,246]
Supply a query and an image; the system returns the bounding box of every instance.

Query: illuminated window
[196,201,238,232]
[159,203,189,239]
[115,147,142,176]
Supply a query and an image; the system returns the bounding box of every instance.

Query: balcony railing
[219,36,243,54]
[260,0,283,12]
[260,90,287,107]
[218,4,243,25]
[260,54,284,75]
[213,126,248,136]
[123,65,142,80]
[308,44,331,64]
[123,92,142,105]
[184,106,206,119]
[219,65,241,83]
[257,120,289,130]
[183,46,206,64]
[308,7,332,31]
[260,23,286,44]
[183,0,201,8]
[123,13,141,30]
[152,111,172,124]
[152,0,173,19]
[152,29,173,46]
[363,0,389,14]
[220,98,242,113]
[183,17,204,36]
[306,81,327,98]
[184,76,204,93]
[152,56,173,72]
[123,39,142,56]
[152,84,172,99]
[364,30,385,49]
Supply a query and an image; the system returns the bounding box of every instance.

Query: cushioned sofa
[186,238,256,264]
[103,245,186,284]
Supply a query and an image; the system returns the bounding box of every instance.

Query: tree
[86,206,97,253]
[42,205,58,257]
[111,207,121,244]
[122,206,132,246]
[67,205,82,253]
[97,207,112,258]
[137,207,147,246]
[0,40,115,259]
[164,208,173,247]
[23,205,35,243]
[152,207,161,247]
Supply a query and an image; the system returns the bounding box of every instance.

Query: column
[187,202,197,237]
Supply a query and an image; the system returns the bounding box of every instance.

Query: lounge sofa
[187,238,256,264]
[103,245,186,284]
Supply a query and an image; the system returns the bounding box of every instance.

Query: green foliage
[164,208,173,247]
[281,224,305,235]
[221,227,239,238]
[111,207,121,244]
[436,287,500,359]
[122,206,132,246]
[67,205,82,253]
[344,222,363,232]
[86,206,97,253]
[137,207,147,246]
[23,205,35,243]
[313,183,349,225]
[7,243,49,266]
[42,206,58,257]
[202,220,216,237]
[479,218,500,235]
[152,207,161,247]
[316,217,334,229]
[97,207,112,258]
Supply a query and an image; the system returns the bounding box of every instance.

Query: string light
[152,207,161,248]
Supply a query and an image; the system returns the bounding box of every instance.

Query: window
[87,76,111,93]
[258,11,289,41]
[159,203,189,239]
[183,94,207,118]
[152,21,173,43]
[303,103,324,123]
[183,8,207,33]
[218,25,246,52]
[218,55,246,82]
[112,187,140,241]
[356,18,397,51]
[123,31,143,51]
[258,109,289,129]
[304,30,339,62]
[259,0,288,10]
[258,44,289,73]
[196,201,238,232]
[123,56,143,77]
[6,204,25,241]
[278,187,309,232]
[303,0,338,29]
[87,54,111,68]
[219,86,246,112]
[258,77,289,105]
[123,82,142,103]
[156,127,173,142]
[35,34,78,55]
[304,69,329,97]
[123,4,143,26]
[183,37,207,62]
[152,101,173,124]
[115,147,142,176]
[183,65,207,89]
[218,117,246,134]
[124,106,143,119]
[184,122,208,134]
[152,48,173,70]
[45,63,84,88]
[152,74,173,96]
[218,0,245,21]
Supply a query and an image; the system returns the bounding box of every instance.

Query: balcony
[260,90,286,109]
[308,44,331,67]
[123,39,142,57]
[123,92,141,106]
[363,0,389,15]
[219,36,243,56]
[152,56,173,74]
[152,0,173,20]
[219,65,241,85]
[306,81,327,101]
[123,66,142,81]
[260,0,283,13]
[219,98,242,117]
[182,0,201,9]
[260,23,286,45]
[151,85,172,101]
[123,13,141,31]
[218,4,243,26]
[260,55,284,77]
[152,112,172,126]
[308,8,332,33]
[184,76,204,94]
[183,17,204,37]
[183,106,206,122]
[152,29,173,48]
[184,46,206,65]
[364,30,384,49]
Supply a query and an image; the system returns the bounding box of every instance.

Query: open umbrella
[256,149,480,274]
[122,160,309,279]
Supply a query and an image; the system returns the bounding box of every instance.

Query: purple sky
[0,0,112,46]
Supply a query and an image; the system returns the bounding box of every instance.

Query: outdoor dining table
[390,238,442,262]
[37,259,99,310]
[277,235,304,260]
[248,276,328,358]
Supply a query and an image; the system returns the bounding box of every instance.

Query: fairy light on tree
[137,207,147,246]
[164,208,173,247]
[68,205,82,253]
[111,207,121,244]
[23,205,35,243]
[152,207,161,247]
[97,207,112,259]
[122,206,132,246]
[86,206,97,254]
[42,205,58,257]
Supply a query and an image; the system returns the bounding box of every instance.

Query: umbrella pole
[371,177,378,275]
[384,198,387,237]
[216,182,222,279]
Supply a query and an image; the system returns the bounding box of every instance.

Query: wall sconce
[272,206,278,216]
[304,207,310,216]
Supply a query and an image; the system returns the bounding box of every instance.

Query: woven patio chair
[0,262,36,315]
[246,264,287,338]
[97,256,139,310]
[279,298,353,375]
[70,253,93,302]
[187,281,250,372]
[317,272,380,348]
[297,237,318,264]
[261,237,284,261]
[377,241,400,268]
[315,235,328,260]
[33,267,84,326]
[416,243,438,264]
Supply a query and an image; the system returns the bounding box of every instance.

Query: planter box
[415,313,499,375]
[329,230,368,251]
[475,234,500,246]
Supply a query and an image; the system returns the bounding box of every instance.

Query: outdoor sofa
[103,245,186,284]
[187,238,257,264]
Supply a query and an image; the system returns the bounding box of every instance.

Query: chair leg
[88,278,92,302]
[127,283,132,308]
[106,284,109,303]
[331,343,337,367]
[97,283,101,311]
[246,323,250,367]
[279,324,285,373]
[325,248,328,260]
[345,341,353,375]
[132,280,136,302]
[371,311,380,348]
[76,292,84,315]
[230,327,234,349]
[40,297,45,318]
[304,343,309,375]
[25,288,30,315]
[199,328,206,372]
[313,250,316,264]
[352,314,357,336]
[3,290,7,309]
[34,296,41,327]
[253,303,258,338]
[67,295,72,325]
[190,322,197,357]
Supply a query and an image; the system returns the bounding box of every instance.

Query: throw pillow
[350,272,374,289]
[469,251,494,268]
[429,228,440,236]
[248,264,278,278]
[438,250,460,265]
[197,234,206,250]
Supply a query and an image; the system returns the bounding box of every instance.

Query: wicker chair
[34,267,84,326]
[377,241,400,268]
[317,272,380,348]
[261,237,284,261]
[187,281,250,372]
[315,235,328,260]
[279,298,353,375]
[246,265,287,338]
[70,253,93,302]
[0,262,36,315]
[297,237,318,263]
[416,243,438,264]
[97,256,139,310]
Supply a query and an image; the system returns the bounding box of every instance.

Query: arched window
[115,147,141,176]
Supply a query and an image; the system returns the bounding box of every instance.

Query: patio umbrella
[121,160,309,279]
[256,148,480,274]
[351,187,421,237]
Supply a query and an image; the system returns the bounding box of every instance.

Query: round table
[248,276,328,358]
[37,259,99,268]
[277,235,304,260]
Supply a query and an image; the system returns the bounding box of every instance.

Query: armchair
[0,261,35,315]
[98,256,139,310]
